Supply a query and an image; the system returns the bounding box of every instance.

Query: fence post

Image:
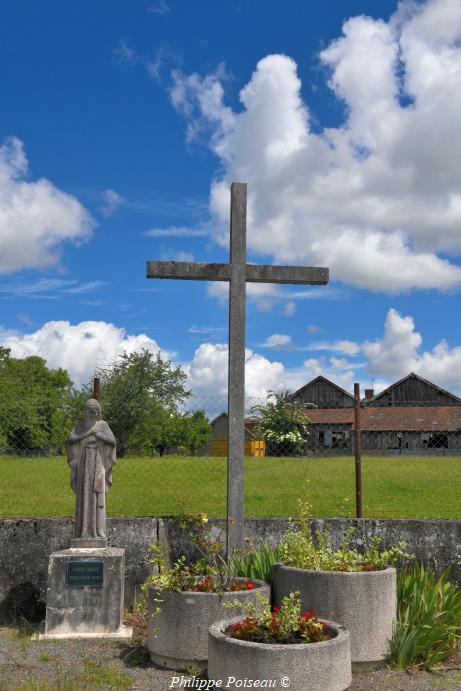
[93,377,100,402]
[354,382,363,518]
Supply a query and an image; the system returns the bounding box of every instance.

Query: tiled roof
[246,407,461,432]
[360,407,461,432]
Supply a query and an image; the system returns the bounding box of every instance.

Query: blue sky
[1,0,461,398]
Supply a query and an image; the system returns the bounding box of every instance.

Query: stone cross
[146,183,329,557]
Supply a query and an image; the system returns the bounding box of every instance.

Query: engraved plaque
[67,560,104,587]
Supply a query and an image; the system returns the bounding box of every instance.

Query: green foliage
[230,542,282,582]
[279,497,412,571]
[388,564,461,669]
[142,511,234,595]
[226,591,328,644]
[180,409,212,455]
[95,350,189,456]
[0,347,75,453]
[251,390,312,456]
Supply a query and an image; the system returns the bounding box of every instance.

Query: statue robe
[67,420,116,540]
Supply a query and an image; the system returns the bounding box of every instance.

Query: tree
[0,348,75,453]
[251,390,314,457]
[95,350,190,456]
[180,409,212,455]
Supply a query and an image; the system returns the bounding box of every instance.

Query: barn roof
[367,372,461,406]
[297,406,461,432]
[290,375,354,403]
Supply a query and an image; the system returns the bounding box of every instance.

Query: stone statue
[67,399,116,546]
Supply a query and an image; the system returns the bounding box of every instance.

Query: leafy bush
[279,498,411,572]
[388,564,461,669]
[251,390,312,456]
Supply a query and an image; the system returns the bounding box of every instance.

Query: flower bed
[208,616,351,691]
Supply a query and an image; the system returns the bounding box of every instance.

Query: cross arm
[148,260,329,285]
[246,264,329,285]
[146,261,231,281]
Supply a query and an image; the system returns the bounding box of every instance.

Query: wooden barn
[197,412,265,457]
[290,375,355,408]
[289,373,461,455]
[365,372,461,407]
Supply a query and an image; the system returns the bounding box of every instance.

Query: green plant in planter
[279,498,412,572]
[225,591,330,644]
[142,511,255,599]
[388,564,461,669]
[229,541,282,582]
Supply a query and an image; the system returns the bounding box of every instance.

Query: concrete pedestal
[41,547,132,640]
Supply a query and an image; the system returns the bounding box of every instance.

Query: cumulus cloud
[0,137,95,274]
[363,307,461,391]
[0,320,164,387]
[170,0,461,293]
[185,342,286,398]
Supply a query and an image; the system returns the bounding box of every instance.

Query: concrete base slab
[39,626,132,641]
[44,547,127,639]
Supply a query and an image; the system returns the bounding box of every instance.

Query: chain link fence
[1,387,461,518]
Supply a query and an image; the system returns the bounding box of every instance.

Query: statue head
[85,398,101,423]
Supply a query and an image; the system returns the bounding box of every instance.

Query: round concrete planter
[272,563,396,669]
[147,578,270,671]
[208,616,351,691]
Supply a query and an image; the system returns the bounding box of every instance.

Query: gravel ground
[2,624,461,691]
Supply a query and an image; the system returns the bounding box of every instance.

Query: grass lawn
[0,454,460,519]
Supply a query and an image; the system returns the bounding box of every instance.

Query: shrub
[279,498,411,572]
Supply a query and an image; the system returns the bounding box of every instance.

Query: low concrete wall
[1,516,461,622]
[0,517,157,623]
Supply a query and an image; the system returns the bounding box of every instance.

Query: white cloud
[100,189,125,218]
[207,281,342,312]
[170,0,461,293]
[148,0,171,15]
[307,340,360,355]
[144,225,208,238]
[363,308,421,378]
[160,250,194,262]
[186,342,285,398]
[363,307,461,392]
[114,40,137,64]
[0,137,95,274]
[0,278,105,299]
[263,334,292,349]
[0,320,164,387]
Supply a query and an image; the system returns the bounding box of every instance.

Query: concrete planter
[147,578,270,671]
[272,563,396,669]
[208,616,351,691]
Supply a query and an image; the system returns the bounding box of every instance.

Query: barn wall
[370,378,460,406]
[291,381,354,408]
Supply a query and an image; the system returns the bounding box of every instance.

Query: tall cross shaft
[146,183,329,557]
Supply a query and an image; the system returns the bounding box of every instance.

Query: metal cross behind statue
[147,183,329,557]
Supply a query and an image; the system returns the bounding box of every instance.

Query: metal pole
[354,382,363,518]
[93,377,100,402]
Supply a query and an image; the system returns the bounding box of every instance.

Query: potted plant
[208,592,351,691]
[145,511,270,671]
[272,500,411,669]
